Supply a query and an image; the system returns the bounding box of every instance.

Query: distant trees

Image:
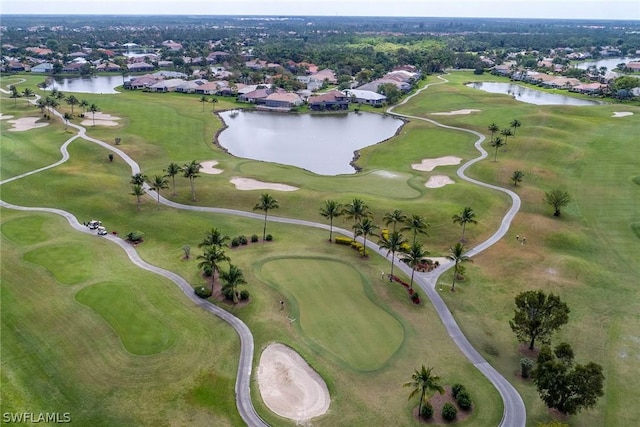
[544,189,571,216]
[378,82,402,104]
[254,193,279,241]
[509,290,570,350]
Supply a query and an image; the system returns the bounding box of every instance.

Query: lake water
[217,110,404,175]
[45,75,128,94]
[466,82,600,106]
[573,57,640,70]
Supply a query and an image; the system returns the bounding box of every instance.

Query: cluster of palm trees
[128,160,202,210]
[487,119,521,161]
[320,200,474,291]
[196,228,247,303]
[32,88,99,125]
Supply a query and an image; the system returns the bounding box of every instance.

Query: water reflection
[466,82,600,106]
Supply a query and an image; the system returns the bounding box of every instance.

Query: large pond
[466,82,600,106]
[573,57,640,70]
[217,110,404,175]
[45,75,127,94]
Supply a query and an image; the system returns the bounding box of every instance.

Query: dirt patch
[199,160,224,175]
[229,177,299,191]
[257,343,330,422]
[412,156,462,172]
[5,117,49,131]
[425,175,455,188]
[81,112,121,127]
[430,109,481,116]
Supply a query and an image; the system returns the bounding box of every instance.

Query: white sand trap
[199,160,224,174]
[612,111,633,118]
[230,177,299,191]
[6,117,49,131]
[0,114,15,120]
[373,170,401,178]
[257,343,330,422]
[412,156,462,172]
[425,175,455,188]
[431,109,481,116]
[81,112,121,127]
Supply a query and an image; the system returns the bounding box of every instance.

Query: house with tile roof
[261,92,304,111]
[307,90,350,111]
[344,89,387,106]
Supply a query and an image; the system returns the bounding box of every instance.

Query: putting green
[1,215,52,246]
[75,282,176,355]
[259,258,404,371]
[24,243,94,285]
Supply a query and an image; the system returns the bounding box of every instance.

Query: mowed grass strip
[24,243,94,285]
[259,258,404,371]
[75,281,176,355]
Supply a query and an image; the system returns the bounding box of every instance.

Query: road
[1,79,525,426]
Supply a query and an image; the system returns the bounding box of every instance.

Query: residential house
[128,62,155,72]
[238,88,271,103]
[194,82,220,95]
[207,51,230,63]
[148,78,185,92]
[261,92,304,111]
[124,75,162,90]
[30,62,54,73]
[310,69,337,84]
[570,82,607,95]
[95,62,121,72]
[344,89,387,106]
[307,90,349,111]
[162,40,183,50]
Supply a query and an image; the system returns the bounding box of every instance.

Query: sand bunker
[199,160,224,174]
[612,111,633,118]
[412,156,462,172]
[257,343,330,422]
[431,109,481,116]
[425,175,455,188]
[230,177,299,191]
[81,112,121,127]
[0,114,15,120]
[6,117,49,131]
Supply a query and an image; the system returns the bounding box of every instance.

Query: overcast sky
[1,0,639,20]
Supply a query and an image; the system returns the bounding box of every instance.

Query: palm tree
[130,173,148,186]
[164,162,182,196]
[79,99,89,115]
[9,85,20,106]
[446,242,472,292]
[36,98,47,116]
[88,103,99,126]
[200,95,207,111]
[510,119,521,136]
[378,231,408,281]
[452,207,478,241]
[511,170,525,186]
[211,97,218,112]
[353,217,379,258]
[182,160,202,201]
[490,136,505,161]
[488,123,500,139]
[544,189,571,216]
[63,112,72,129]
[22,87,34,98]
[319,200,342,242]
[253,193,279,241]
[342,198,371,240]
[220,264,247,304]
[149,175,169,208]
[500,127,513,145]
[199,228,230,249]
[384,209,408,233]
[402,242,429,290]
[404,365,444,417]
[46,97,59,115]
[197,246,230,294]
[401,214,429,245]
[65,94,79,115]
[130,184,145,211]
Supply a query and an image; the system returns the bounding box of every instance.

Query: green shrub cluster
[420,401,433,418]
[520,358,534,378]
[231,235,249,247]
[251,234,259,243]
[452,383,473,410]
[194,286,212,299]
[265,234,273,241]
[126,230,144,242]
[239,289,250,300]
[441,402,457,421]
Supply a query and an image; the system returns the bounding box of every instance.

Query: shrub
[251,234,259,243]
[420,401,433,418]
[126,230,144,242]
[201,265,213,277]
[451,383,466,399]
[456,389,473,410]
[441,402,457,421]
[520,358,534,378]
[194,286,212,299]
[239,289,250,300]
[265,234,273,241]
[239,235,248,245]
[221,285,235,300]
[334,236,353,245]
[231,237,241,247]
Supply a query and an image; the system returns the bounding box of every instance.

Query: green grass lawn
[2,70,638,426]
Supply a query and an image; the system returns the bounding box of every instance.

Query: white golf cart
[87,220,102,230]
[97,226,108,236]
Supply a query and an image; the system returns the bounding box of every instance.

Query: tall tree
[319,199,342,242]
[511,170,525,187]
[253,193,279,241]
[401,242,429,291]
[404,365,445,417]
[211,97,218,112]
[509,290,570,350]
[384,209,408,233]
[353,217,379,258]
[130,173,148,186]
[446,242,472,291]
[452,207,477,241]
[378,230,408,281]
[88,103,99,126]
[63,112,72,130]
[220,264,247,304]
[510,119,522,136]
[79,99,89,115]
[197,246,230,294]
[488,123,500,139]
[182,160,202,201]
[500,127,513,145]
[490,136,505,162]
[36,98,47,116]
[199,228,230,249]
[9,85,20,106]
[149,175,169,208]
[130,184,145,211]
[544,189,571,217]
[65,94,79,115]
[401,214,429,245]
[200,95,207,111]
[342,198,371,240]
[532,343,604,415]
[21,87,34,98]
[164,162,182,196]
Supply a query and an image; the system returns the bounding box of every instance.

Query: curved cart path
[1,78,525,426]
